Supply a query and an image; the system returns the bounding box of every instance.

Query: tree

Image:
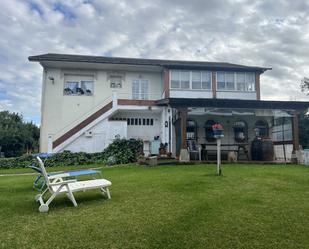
[0,111,40,157]
[300,77,309,95]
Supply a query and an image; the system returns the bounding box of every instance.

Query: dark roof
[28,53,271,72]
[156,98,309,111]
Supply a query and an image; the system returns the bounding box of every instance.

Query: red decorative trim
[53,101,113,149]
[117,99,156,106]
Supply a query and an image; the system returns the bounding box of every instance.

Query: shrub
[0,138,143,169]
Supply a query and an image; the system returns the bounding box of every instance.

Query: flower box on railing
[212,123,224,138]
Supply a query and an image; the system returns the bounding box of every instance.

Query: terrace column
[179,108,188,149]
[178,107,189,162]
[291,111,300,163]
[292,111,300,151]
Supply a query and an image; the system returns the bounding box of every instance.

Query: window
[192,72,201,89]
[132,79,149,100]
[246,73,255,91]
[171,70,212,90]
[217,72,225,90]
[236,73,246,91]
[180,71,190,89]
[191,71,211,90]
[272,118,292,142]
[205,120,216,142]
[233,121,247,143]
[126,117,154,126]
[202,71,211,90]
[171,71,180,88]
[217,72,256,92]
[255,120,269,138]
[186,120,197,140]
[110,76,122,88]
[64,75,94,96]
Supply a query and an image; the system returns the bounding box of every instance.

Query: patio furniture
[35,157,111,213]
[28,164,102,191]
[187,140,201,161]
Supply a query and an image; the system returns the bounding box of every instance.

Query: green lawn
[1,164,309,249]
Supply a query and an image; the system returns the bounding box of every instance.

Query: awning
[156,98,309,111]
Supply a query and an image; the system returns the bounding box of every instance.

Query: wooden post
[292,111,300,151]
[179,108,188,149]
[255,73,261,100]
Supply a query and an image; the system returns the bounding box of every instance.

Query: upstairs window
[132,79,149,100]
[110,75,122,88]
[64,75,94,96]
[171,70,212,90]
[180,71,190,89]
[217,72,255,92]
[192,71,211,90]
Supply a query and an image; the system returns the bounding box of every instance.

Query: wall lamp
[48,76,55,84]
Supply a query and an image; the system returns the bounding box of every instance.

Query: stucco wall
[40,67,163,152]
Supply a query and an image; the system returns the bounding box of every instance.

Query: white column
[217,138,221,175]
[112,90,118,108]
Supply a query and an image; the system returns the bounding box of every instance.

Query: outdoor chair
[35,157,111,213]
[187,140,201,161]
[28,164,102,191]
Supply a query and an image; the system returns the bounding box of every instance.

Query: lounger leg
[105,188,111,199]
[100,187,111,199]
[65,186,78,207]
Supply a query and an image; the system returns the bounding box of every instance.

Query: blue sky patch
[53,2,76,20]
[28,1,44,16]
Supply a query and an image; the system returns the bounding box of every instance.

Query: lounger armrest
[49,179,77,186]
[48,173,70,179]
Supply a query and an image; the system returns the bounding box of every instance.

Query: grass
[1,164,309,249]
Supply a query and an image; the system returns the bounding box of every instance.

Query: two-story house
[29,54,309,162]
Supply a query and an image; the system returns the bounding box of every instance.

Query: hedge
[0,138,143,169]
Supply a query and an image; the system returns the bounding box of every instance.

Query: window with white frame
[217,72,256,92]
[110,75,122,88]
[171,70,212,90]
[192,71,211,90]
[64,75,94,96]
[132,79,149,100]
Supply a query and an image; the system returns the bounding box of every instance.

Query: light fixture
[48,76,55,84]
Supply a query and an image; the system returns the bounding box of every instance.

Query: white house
[29,54,309,162]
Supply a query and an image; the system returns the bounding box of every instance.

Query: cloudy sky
[0,0,308,124]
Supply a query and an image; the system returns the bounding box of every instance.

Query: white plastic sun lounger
[35,156,111,213]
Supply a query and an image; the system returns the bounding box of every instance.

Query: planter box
[213,129,224,137]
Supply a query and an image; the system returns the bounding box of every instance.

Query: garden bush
[0,138,143,169]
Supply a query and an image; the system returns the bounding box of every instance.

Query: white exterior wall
[40,67,163,152]
[170,90,213,98]
[112,111,161,141]
[65,119,127,153]
[216,91,257,100]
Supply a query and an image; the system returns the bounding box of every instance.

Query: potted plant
[76,87,84,95]
[63,87,73,95]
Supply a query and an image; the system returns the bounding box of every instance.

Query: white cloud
[0,0,308,124]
